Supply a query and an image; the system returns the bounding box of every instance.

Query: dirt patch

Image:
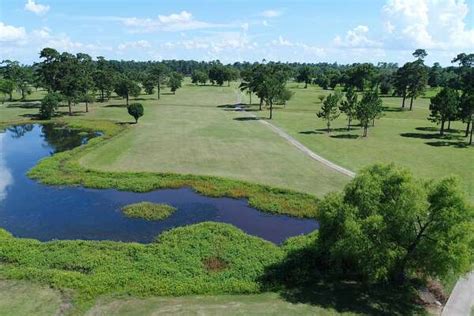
[203,257,229,273]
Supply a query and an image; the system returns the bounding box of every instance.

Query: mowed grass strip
[85,293,353,316]
[121,202,176,221]
[0,280,65,316]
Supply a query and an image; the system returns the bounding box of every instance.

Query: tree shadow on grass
[331,134,359,139]
[105,104,127,108]
[382,106,406,112]
[299,130,324,135]
[6,102,40,109]
[425,141,470,148]
[400,132,463,140]
[261,246,424,316]
[233,117,259,121]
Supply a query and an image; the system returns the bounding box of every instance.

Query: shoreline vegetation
[121,202,177,221]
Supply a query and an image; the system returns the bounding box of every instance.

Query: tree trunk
[327,120,331,133]
[348,117,352,131]
[401,93,406,108]
[469,122,473,145]
[372,118,375,126]
[135,117,138,124]
[269,101,273,119]
[466,121,471,137]
[157,83,160,100]
[440,120,445,136]
[126,95,129,106]
[304,81,308,89]
[409,96,414,111]
[228,81,230,87]
[100,89,105,102]
[68,100,72,116]
[259,98,263,111]
[86,101,89,113]
[249,93,252,105]
[363,124,368,137]
[21,90,26,100]
[9,92,12,101]
[448,120,451,131]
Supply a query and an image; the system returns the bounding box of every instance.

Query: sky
[0,0,473,66]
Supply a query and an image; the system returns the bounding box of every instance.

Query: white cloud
[382,0,474,49]
[261,10,282,18]
[118,40,151,50]
[0,22,27,42]
[24,0,50,15]
[123,11,225,32]
[333,25,382,48]
[271,35,293,47]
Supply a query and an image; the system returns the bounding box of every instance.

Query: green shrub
[122,202,176,220]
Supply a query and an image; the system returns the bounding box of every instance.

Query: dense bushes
[122,202,176,220]
[0,222,284,313]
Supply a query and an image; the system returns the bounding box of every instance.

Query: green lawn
[255,82,474,201]
[86,293,352,316]
[0,280,65,316]
[77,83,349,197]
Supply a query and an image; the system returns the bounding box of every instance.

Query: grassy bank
[122,202,176,220]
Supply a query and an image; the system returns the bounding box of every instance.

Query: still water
[0,124,318,244]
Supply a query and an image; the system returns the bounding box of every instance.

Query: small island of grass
[121,202,177,221]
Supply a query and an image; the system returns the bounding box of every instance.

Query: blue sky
[1,0,473,65]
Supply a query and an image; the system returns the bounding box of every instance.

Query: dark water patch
[0,124,318,244]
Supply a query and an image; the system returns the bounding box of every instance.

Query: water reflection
[0,133,13,202]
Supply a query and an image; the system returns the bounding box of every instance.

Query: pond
[0,124,318,244]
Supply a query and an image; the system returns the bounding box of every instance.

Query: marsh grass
[122,202,176,220]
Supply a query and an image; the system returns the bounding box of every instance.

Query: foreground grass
[122,202,176,221]
[86,293,352,316]
[0,280,65,316]
[0,222,284,314]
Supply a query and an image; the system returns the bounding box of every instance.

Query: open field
[253,82,474,201]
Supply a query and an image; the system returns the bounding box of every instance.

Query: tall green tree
[39,92,62,119]
[394,63,411,108]
[355,90,383,137]
[148,63,169,99]
[429,87,459,136]
[208,62,227,86]
[317,93,341,133]
[114,75,141,106]
[167,72,183,94]
[191,70,208,85]
[0,79,15,102]
[296,66,313,88]
[93,57,115,102]
[318,164,474,284]
[339,87,358,130]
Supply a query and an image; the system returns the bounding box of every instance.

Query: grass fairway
[256,83,474,201]
[77,83,349,197]
[0,280,65,316]
[86,293,351,316]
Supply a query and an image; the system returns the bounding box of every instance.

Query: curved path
[442,272,474,316]
[234,91,355,178]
